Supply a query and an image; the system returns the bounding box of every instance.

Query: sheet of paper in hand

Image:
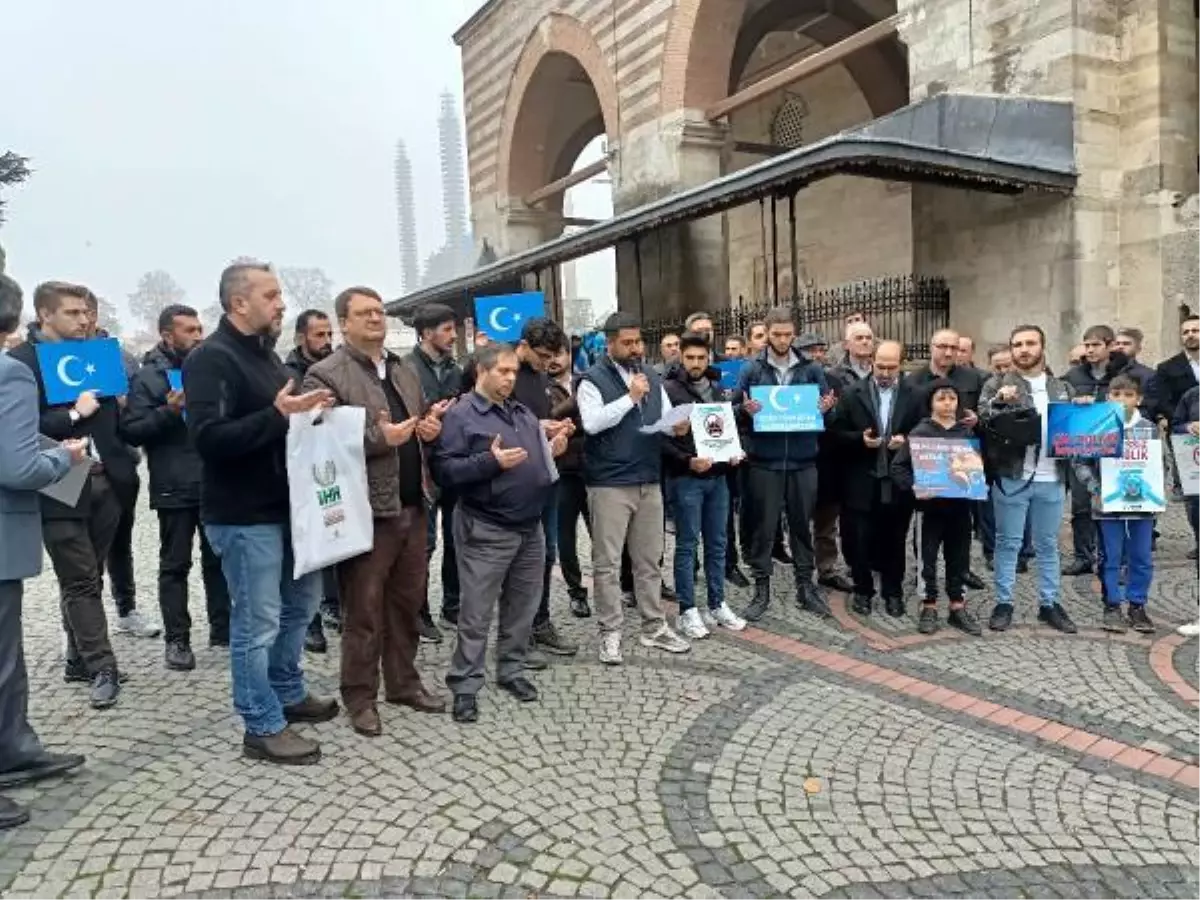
[1047,402,1123,458]
[908,436,987,500]
[1100,436,1166,513]
[1171,433,1199,497]
[36,436,91,508]
[689,403,742,463]
[750,384,823,432]
[638,403,693,435]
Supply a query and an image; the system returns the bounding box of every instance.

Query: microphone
[626,360,642,375]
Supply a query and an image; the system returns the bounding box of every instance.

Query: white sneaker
[116,610,161,639]
[599,631,623,665]
[678,608,710,640]
[711,603,747,632]
[640,624,691,654]
[1177,621,1200,637]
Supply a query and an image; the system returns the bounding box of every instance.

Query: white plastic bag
[287,406,373,578]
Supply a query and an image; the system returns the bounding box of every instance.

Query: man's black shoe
[1017,558,1030,574]
[304,621,327,654]
[818,573,855,594]
[1038,603,1078,634]
[772,543,793,565]
[947,605,982,636]
[1061,560,1093,577]
[726,566,751,589]
[498,677,539,703]
[0,752,85,789]
[884,595,906,618]
[852,593,873,616]
[743,581,771,622]
[570,596,591,618]
[533,622,578,656]
[917,606,939,634]
[63,658,89,683]
[1127,604,1155,634]
[799,583,832,618]
[1188,547,1198,561]
[1101,605,1127,633]
[418,617,443,644]
[962,570,986,590]
[452,694,478,724]
[0,797,30,831]
[984,555,994,571]
[988,603,1014,631]
[209,633,229,648]
[660,583,677,602]
[320,601,342,632]
[90,670,120,709]
[165,641,196,672]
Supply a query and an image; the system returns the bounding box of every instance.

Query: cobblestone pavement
[1,488,1197,899]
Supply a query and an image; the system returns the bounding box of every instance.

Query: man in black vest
[579,313,691,665]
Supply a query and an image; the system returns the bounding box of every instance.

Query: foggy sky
[0,0,495,325]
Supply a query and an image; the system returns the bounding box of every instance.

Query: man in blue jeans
[662,333,747,638]
[979,324,1078,634]
[185,261,339,765]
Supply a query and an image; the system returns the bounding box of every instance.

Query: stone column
[610,113,729,322]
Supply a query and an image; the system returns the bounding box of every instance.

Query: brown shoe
[243,727,321,765]
[349,707,382,737]
[283,694,339,724]
[386,689,447,714]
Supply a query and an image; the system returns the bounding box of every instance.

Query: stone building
[389,0,1198,363]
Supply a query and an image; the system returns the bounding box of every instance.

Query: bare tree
[278,266,334,319]
[128,270,187,333]
[0,151,33,274]
[96,296,123,338]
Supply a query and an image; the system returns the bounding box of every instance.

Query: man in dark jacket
[829,341,921,617]
[122,304,230,671]
[9,282,136,709]
[1061,324,1133,575]
[185,261,337,765]
[1111,327,1160,416]
[734,307,835,622]
[404,303,465,643]
[547,347,589,617]
[663,333,747,640]
[1154,315,1199,423]
[283,309,338,652]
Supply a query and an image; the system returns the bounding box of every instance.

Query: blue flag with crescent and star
[473,292,545,343]
[750,384,823,432]
[35,337,129,405]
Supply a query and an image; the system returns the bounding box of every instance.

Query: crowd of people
[0,264,1197,829]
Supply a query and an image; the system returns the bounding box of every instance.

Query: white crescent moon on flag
[768,385,789,413]
[488,306,512,333]
[57,355,85,388]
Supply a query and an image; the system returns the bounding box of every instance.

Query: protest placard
[1047,402,1123,458]
[908,437,988,500]
[1170,433,1198,497]
[1100,437,1166,513]
[689,403,742,463]
[749,385,823,432]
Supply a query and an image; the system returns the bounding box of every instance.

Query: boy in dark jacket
[662,333,747,639]
[893,380,983,636]
[1072,375,1160,633]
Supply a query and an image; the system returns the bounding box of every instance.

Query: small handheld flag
[36,338,129,405]
[473,292,545,343]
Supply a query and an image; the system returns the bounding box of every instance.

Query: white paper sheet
[638,403,693,435]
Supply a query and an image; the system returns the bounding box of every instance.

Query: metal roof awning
[386,93,1076,317]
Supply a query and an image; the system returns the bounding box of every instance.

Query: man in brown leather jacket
[301,287,447,736]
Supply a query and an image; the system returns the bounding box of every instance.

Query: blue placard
[750,384,823,432]
[1047,402,1123,458]
[908,436,988,500]
[473,292,545,343]
[35,337,129,405]
[714,360,744,390]
[166,369,183,393]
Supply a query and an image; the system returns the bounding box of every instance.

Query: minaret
[438,91,469,246]
[394,139,419,293]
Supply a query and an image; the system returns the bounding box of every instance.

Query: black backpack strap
[994,443,1039,496]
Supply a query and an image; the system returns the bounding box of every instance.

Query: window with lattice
[770,94,809,149]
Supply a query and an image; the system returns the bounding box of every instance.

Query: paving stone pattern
[0,489,1197,898]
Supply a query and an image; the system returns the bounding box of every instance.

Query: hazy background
[0,0,614,329]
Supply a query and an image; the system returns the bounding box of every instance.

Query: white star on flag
[84,363,97,375]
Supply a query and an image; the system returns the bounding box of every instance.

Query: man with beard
[9,282,137,709]
[1111,328,1159,417]
[0,274,88,829]
[1062,325,1134,576]
[185,262,337,764]
[654,332,681,376]
[284,309,338,652]
[978,345,1034,572]
[122,304,231,671]
[1157,316,1200,498]
[980,325,1078,634]
[405,303,464,643]
[735,307,836,622]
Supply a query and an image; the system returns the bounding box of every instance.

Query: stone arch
[660,0,908,118]
[495,13,620,207]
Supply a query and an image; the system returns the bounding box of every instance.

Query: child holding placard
[892,379,983,636]
[1071,374,1158,633]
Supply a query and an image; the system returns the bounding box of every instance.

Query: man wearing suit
[8,281,137,710]
[830,340,921,617]
[0,274,88,830]
[1157,316,1199,424]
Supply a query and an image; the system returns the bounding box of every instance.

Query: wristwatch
[68,409,81,425]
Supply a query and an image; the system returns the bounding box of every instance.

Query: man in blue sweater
[734,307,835,622]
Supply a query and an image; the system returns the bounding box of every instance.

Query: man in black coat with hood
[122,304,231,671]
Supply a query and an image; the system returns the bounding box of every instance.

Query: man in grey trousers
[432,344,566,725]
[0,274,88,830]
